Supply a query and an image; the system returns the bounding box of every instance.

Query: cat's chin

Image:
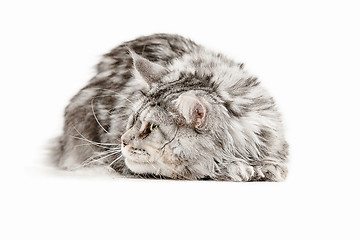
[124,158,159,174]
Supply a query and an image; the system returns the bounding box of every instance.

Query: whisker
[89,93,137,120]
[91,94,136,109]
[91,97,109,134]
[82,149,118,164]
[72,142,121,150]
[109,154,123,167]
[82,151,120,167]
[71,127,119,146]
[90,87,135,104]
[70,136,120,151]
[146,160,158,172]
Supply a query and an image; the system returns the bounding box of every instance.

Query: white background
[1,1,359,239]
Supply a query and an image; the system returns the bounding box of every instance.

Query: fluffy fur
[54,33,288,181]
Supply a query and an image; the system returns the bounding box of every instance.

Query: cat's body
[55,33,288,181]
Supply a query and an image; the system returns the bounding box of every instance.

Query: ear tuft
[128,48,168,86]
[177,93,208,128]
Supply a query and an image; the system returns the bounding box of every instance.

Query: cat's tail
[46,136,63,168]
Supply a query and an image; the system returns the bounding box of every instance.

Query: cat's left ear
[177,93,209,128]
[129,49,168,86]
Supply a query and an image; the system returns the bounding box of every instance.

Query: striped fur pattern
[55,33,288,181]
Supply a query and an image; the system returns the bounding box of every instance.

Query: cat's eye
[141,123,157,137]
[149,123,157,131]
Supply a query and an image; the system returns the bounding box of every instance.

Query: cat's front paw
[261,163,288,181]
[228,162,255,181]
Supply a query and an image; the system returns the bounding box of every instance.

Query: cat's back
[93,34,198,86]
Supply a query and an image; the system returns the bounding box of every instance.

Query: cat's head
[121,51,228,179]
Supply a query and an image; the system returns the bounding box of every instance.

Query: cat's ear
[129,49,168,86]
[177,93,208,128]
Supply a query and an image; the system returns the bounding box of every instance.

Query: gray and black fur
[55,33,288,181]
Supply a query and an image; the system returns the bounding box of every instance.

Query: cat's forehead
[135,104,171,124]
[132,73,214,122]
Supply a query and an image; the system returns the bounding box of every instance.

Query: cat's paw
[261,163,287,181]
[228,162,255,181]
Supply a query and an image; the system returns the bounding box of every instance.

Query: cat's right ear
[129,49,168,86]
[177,93,209,128]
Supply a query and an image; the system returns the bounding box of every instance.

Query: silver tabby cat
[55,33,288,181]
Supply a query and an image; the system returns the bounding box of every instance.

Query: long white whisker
[73,142,121,150]
[91,97,109,134]
[82,149,117,164]
[109,154,123,167]
[71,127,119,146]
[90,87,135,104]
[90,93,136,109]
[82,151,120,167]
[70,136,120,151]
[146,159,158,172]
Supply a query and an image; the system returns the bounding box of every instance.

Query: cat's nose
[121,131,134,147]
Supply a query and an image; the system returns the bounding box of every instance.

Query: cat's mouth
[122,145,176,176]
[129,147,150,156]
[122,145,149,157]
[122,146,155,165]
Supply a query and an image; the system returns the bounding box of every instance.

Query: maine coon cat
[54,33,288,181]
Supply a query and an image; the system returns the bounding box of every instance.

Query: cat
[54,33,288,181]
